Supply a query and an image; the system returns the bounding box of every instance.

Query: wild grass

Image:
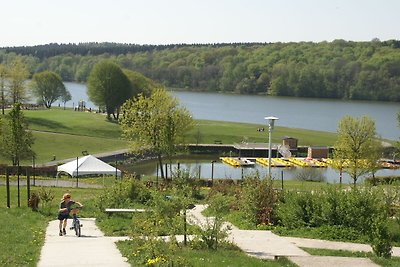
[117,239,297,267]
[0,207,47,266]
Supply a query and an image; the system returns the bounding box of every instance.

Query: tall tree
[123,69,159,98]
[333,116,381,185]
[120,88,193,180]
[30,71,67,108]
[0,64,7,115]
[0,103,35,166]
[7,58,29,104]
[87,60,131,120]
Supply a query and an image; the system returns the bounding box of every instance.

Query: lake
[63,82,399,140]
[125,156,400,184]
[62,82,400,182]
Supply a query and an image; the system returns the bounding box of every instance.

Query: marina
[220,156,397,169]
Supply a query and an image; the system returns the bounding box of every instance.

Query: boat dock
[220,157,255,167]
[219,157,399,169]
[220,157,329,168]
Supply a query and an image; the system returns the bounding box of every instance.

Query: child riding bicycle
[58,193,83,236]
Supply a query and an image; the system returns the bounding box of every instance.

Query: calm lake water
[63,82,399,140]
[62,82,400,182]
[126,156,400,184]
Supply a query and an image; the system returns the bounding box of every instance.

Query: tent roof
[57,155,121,177]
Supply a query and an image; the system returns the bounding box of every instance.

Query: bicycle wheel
[75,220,81,237]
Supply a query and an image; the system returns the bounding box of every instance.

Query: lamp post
[265,116,279,178]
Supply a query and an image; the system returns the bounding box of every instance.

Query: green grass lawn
[25,108,122,138]
[0,207,47,266]
[31,131,127,164]
[1,108,338,165]
[188,120,338,146]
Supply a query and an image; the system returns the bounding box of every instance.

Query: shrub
[276,190,324,229]
[97,179,152,210]
[294,168,326,182]
[340,188,386,235]
[370,217,392,258]
[195,193,231,250]
[28,192,40,211]
[37,187,54,215]
[321,186,346,226]
[239,174,278,226]
[276,186,390,238]
[128,178,152,205]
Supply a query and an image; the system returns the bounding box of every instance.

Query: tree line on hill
[1,39,400,102]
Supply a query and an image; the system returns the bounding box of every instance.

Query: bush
[208,179,239,199]
[340,188,386,235]
[294,168,326,182]
[239,174,278,226]
[97,179,153,210]
[195,193,231,250]
[128,179,152,205]
[276,190,324,229]
[273,225,366,242]
[276,186,389,236]
[37,187,55,215]
[370,217,392,258]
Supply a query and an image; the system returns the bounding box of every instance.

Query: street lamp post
[265,116,279,178]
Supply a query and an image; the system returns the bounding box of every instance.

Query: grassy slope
[189,120,337,146]
[0,108,337,165]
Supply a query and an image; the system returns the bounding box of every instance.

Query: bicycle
[69,206,83,237]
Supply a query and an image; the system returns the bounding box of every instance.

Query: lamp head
[264,116,279,129]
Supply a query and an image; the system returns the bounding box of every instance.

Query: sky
[1,0,399,47]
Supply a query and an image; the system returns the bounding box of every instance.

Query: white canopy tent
[57,155,121,177]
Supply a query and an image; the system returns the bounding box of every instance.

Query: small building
[307,147,329,159]
[282,136,298,150]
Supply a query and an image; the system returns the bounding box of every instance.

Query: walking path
[37,218,129,267]
[187,205,385,267]
[38,204,398,267]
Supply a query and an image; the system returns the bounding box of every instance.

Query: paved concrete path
[37,205,394,267]
[38,218,129,267]
[187,204,381,267]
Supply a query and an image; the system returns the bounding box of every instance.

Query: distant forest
[1,40,400,101]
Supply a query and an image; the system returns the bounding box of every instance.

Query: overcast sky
[1,0,399,47]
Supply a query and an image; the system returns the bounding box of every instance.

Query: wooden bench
[214,140,222,144]
[104,208,146,216]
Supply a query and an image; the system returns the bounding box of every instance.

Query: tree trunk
[158,154,165,180]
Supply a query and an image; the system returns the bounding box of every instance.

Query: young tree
[87,60,131,120]
[0,64,7,115]
[7,58,29,104]
[120,88,193,180]
[333,116,381,185]
[30,71,67,108]
[0,103,35,165]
